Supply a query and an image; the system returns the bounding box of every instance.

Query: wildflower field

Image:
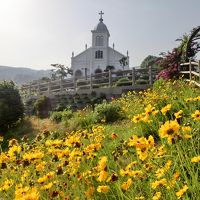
[0,79,199,200]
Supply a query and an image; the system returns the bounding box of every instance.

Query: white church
[71,11,129,78]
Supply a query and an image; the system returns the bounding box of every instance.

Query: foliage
[119,56,128,69]
[94,101,125,123]
[157,26,200,80]
[140,55,162,69]
[0,81,24,131]
[68,110,97,130]
[50,108,73,123]
[104,65,115,72]
[157,48,182,80]
[34,96,51,118]
[136,79,149,85]
[50,64,73,80]
[50,111,63,123]
[115,77,131,87]
[0,80,199,199]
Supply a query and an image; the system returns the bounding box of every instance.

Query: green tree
[50,64,73,80]
[140,55,162,69]
[34,96,51,118]
[0,81,24,131]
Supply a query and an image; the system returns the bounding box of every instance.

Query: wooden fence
[21,67,158,97]
[179,60,200,87]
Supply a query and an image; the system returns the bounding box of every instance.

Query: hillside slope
[0,66,51,85]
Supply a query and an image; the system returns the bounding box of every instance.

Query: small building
[71,11,129,78]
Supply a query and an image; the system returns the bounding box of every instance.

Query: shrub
[115,77,131,87]
[50,111,63,123]
[55,103,66,111]
[34,96,51,118]
[94,101,125,123]
[61,108,73,121]
[50,107,73,123]
[68,111,97,130]
[0,81,24,131]
[136,79,149,85]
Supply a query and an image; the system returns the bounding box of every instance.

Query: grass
[0,79,199,199]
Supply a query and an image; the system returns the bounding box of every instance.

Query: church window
[74,70,83,78]
[95,36,104,46]
[95,68,102,74]
[95,50,103,59]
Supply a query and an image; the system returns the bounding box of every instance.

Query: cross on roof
[99,11,104,21]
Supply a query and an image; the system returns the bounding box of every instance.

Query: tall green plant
[0,81,24,131]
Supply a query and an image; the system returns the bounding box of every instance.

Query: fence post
[29,84,31,96]
[48,80,51,95]
[189,58,192,81]
[109,70,112,87]
[60,79,63,93]
[90,74,93,90]
[37,81,40,96]
[73,78,77,91]
[132,67,136,86]
[149,66,153,85]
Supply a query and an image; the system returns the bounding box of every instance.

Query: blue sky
[0,0,200,70]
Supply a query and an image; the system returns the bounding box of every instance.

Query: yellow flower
[194,96,200,101]
[161,104,171,115]
[182,126,191,132]
[191,110,200,120]
[185,97,193,103]
[145,104,155,115]
[0,179,14,192]
[36,161,46,171]
[158,120,180,144]
[155,160,172,178]
[15,185,39,200]
[176,185,188,199]
[151,178,167,189]
[152,192,161,200]
[121,178,133,191]
[132,114,143,123]
[137,148,148,161]
[168,172,180,188]
[98,156,107,171]
[97,185,110,193]
[40,182,53,190]
[191,155,200,163]
[97,170,108,182]
[174,110,183,119]
[184,134,192,139]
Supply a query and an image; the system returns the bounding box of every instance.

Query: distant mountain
[0,66,51,85]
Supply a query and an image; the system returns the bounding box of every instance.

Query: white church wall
[108,47,128,70]
[71,48,91,76]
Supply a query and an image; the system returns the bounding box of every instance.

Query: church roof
[94,21,109,32]
[92,11,110,35]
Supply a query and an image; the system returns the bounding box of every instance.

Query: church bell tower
[90,11,110,73]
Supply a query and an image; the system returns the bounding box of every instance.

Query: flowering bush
[156,48,181,80]
[0,80,199,199]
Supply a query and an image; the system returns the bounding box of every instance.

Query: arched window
[95,36,100,46]
[74,70,83,78]
[95,36,104,46]
[95,68,102,74]
[94,68,102,79]
[95,50,103,59]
